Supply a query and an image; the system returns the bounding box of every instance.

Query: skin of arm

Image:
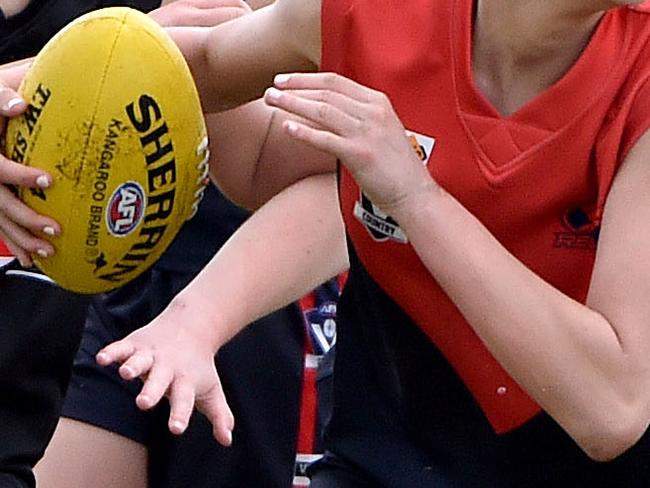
[12,0,649,462]
[160,172,346,350]
[163,0,334,206]
[165,0,320,112]
[151,0,251,26]
[263,71,650,462]
[93,0,343,445]
[204,104,335,209]
[97,172,348,444]
[393,132,650,462]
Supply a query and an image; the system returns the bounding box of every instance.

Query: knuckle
[322,132,337,147]
[134,353,150,367]
[350,118,362,132]
[322,72,338,88]
[174,372,195,385]
[378,91,391,105]
[0,195,11,213]
[352,144,374,163]
[145,379,166,395]
[369,103,386,120]
[368,103,390,124]
[13,234,39,253]
[367,90,389,109]
[0,86,9,109]
[370,89,388,104]
[317,102,330,122]
[316,89,331,104]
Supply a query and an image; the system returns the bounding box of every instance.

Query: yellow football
[5,7,209,294]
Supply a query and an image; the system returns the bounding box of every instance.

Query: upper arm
[151,0,252,28]
[177,0,321,111]
[167,0,327,206]
[206,100,335,209]
[587,128,650,361]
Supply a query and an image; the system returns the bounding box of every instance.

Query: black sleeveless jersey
[0,0,160,62]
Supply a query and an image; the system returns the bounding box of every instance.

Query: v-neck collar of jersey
[451,0,625,132]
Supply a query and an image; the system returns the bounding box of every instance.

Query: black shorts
[62,265,306,488]
[308,452,382,488]
[0,264,90,488]
[315,251,650,488]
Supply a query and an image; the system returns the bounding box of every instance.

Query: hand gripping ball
[5,7,210,293]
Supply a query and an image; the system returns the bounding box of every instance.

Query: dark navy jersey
[322,245,650,487]
[0,0,160,62]
[156,184,249,273]
[89,184,250,337]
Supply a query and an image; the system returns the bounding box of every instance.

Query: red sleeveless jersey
[322,0,650,432]
[0,240,11,257]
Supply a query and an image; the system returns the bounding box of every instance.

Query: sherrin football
[5,7,209,294]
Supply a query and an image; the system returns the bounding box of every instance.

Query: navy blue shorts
[308,452,381,488]
[62,266,306,488]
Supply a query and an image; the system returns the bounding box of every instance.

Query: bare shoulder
[588,127,650,330]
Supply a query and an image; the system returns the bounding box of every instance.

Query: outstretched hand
[94,0,265,447]
[96,300,234,446]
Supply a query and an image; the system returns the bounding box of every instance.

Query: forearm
[169,173,347,349]
[393,185,647,458]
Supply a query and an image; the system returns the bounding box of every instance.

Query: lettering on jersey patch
[293,454,323,487]
[304,301,338,354]
[405,130,436,166]
[554,208,600,250]
[354,130,435,243]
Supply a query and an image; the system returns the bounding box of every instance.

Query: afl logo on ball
[106,182,146,236]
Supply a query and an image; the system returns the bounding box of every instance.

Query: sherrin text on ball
[5,7,210,293]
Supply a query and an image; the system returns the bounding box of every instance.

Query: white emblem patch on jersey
[354,130,436,244]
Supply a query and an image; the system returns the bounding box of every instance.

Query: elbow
[209,176,258,211]
[208,163,260,211]
[575,405,648,462]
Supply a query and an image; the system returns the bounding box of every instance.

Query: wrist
[385,177,444,229]
[164,290,229,353]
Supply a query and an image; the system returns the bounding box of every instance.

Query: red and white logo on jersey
[353,130,436,244]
